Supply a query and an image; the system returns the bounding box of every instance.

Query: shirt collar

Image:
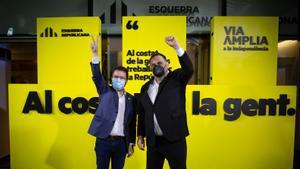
[117,91,126,97]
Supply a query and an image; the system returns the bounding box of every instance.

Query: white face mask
[112,78,126,91]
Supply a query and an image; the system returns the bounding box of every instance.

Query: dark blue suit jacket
[88,63,136,151]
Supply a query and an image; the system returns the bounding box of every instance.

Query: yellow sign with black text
[210,17,278,85]
[9,17,101,169]
[122,16,186,93]
[186,85,296,169]
[122,16,297,169]
[122,16,187,168]
[8,16,297,169]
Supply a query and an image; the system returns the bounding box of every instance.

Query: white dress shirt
[148,80,164,136]
[110,92,126,136]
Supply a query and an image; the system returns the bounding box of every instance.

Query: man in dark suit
[88,36,136,169]
[137,36,193,169]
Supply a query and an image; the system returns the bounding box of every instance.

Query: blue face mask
[112,78,126,91]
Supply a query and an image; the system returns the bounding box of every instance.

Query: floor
[1,151,300,169]
[0,155,9,169]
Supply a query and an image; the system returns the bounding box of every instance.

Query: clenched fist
[165,36,181,50]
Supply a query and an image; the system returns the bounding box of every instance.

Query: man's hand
[137,136,145,151]
[90,35,100,56]
[165,36,181,50]
[127,144,134,158]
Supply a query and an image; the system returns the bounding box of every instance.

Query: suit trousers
[146,136,187,169]
[95,137,126,169]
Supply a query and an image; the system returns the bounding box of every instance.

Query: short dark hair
[111,66,128,79]
[149,52,168,62]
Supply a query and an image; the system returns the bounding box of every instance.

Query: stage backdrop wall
[9,17,101,169]
[9,16,297,169]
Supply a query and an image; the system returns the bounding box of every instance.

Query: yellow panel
[9,84,297,169]
[122,16,186,168]
[186,85,296,169]
[9,17,101,169]
[8,16,297,169]
[122,16,186,93]
[37,17,101,84]
[210,17,278,85]
[9,84,97,169]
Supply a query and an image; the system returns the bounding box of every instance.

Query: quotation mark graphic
[126,20,139,30]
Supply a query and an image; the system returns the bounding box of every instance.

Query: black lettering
[250,36,256,45]
[192,91,200,115]
[126,20,132,29]
[242,99,258,116]
[192,91,216,115]
[242,36,249,45]
[224,98,241,121]
[126,20,138,30]
[89,97,99,114]
[59,97,72,114]
[149,6,154,13]
[200,98,217,115]
[287,108,296,115]
[132,21,139,30]
[72,97,89,114]
[224,26,232,35]
[193,6,199,13]
[258,99,276,116]
[126,50,134,56]
[22,91,45,113]
[224,36,232,45]
[45,90,52,113]
[236,26,244,35]
[232,36,242,45]
[277,94,289,116]
[261,36,269,45]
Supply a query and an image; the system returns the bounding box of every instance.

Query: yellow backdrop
[8,16,297,169]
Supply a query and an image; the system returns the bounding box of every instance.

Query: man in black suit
[137,36,193,169]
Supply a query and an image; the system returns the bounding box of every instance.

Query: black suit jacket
[137,52,193,147]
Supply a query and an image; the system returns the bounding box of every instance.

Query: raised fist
[165,36,181,50]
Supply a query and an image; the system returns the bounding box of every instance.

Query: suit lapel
[142,79,154,106]
[124,93,131,125]
[112,89,119,109]
[154,71,171,104]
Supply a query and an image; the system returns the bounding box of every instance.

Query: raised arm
[90,35,109,95]
[165,36,194,83]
